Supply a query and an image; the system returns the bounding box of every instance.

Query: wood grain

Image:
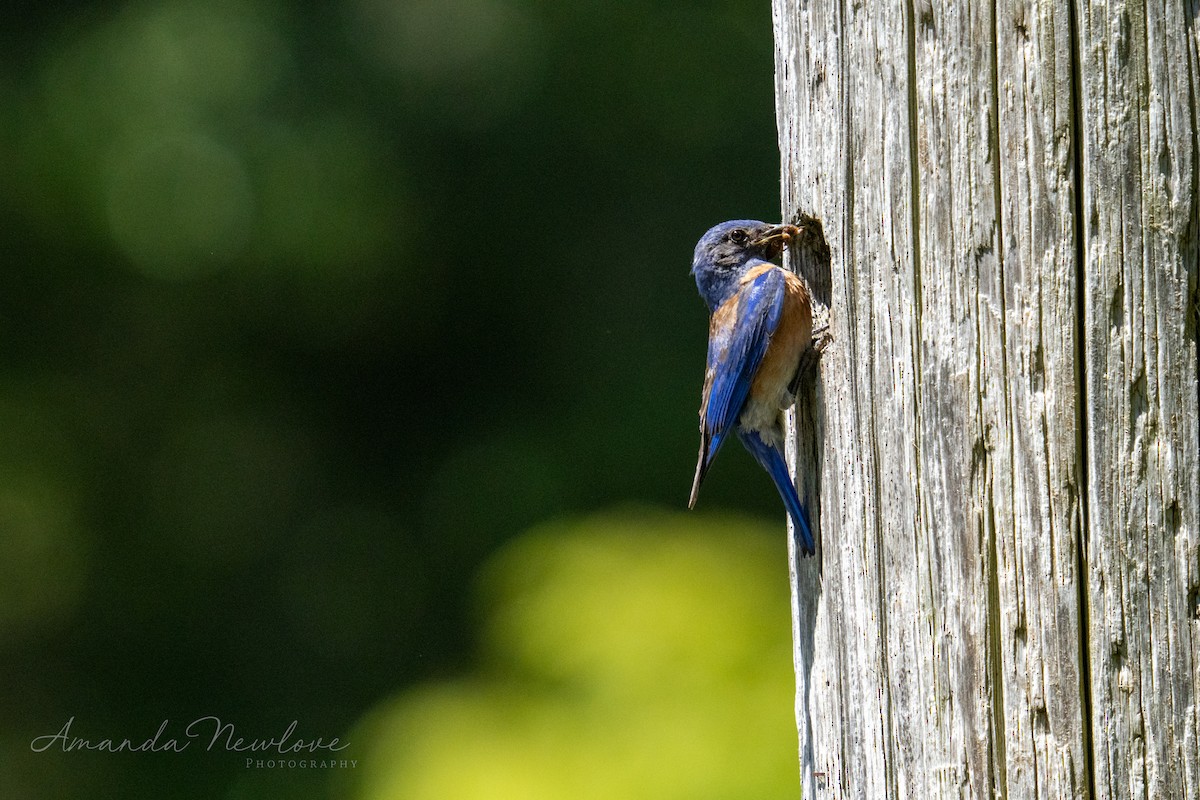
[1077,1,1200,798]
[773,1,1200,797]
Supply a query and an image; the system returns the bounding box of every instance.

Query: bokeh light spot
[126,0,287,110]
[250,117,403,274]
[349,0,543,126]
[106,131,253,279]
[42,0,285,145]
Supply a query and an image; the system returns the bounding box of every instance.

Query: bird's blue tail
[737,429,815,556]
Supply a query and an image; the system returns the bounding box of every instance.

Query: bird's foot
[789,326,833,394]
[810,324,833,354]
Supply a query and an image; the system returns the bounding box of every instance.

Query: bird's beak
[751,224,800,259]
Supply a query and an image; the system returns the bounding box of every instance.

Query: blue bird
[687,219,818,555]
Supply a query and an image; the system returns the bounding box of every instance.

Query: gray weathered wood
[773,1,1200,798]
[992,2,1090,798]
[1077,1,1200,798]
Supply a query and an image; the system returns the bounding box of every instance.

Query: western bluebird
[687,219,819,555]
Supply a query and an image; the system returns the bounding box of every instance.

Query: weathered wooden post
[773,1,1199,798]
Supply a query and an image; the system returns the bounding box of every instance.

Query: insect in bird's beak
[751,224,801,259]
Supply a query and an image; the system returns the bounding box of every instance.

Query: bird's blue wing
[703,268,786,437]
[689,266,786,501]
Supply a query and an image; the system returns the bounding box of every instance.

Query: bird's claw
[811,324,833,354]
[789,325,833,395]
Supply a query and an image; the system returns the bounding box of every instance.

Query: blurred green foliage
[349,510,798,800]
[0,0,793,797]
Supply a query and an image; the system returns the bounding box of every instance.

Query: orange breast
[749,268,812,402]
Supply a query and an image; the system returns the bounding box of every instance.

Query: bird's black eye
[729,229,749,245]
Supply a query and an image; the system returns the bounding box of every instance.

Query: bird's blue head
[690,219,798,311]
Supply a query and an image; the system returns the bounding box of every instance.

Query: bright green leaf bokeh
[349,509,799,800]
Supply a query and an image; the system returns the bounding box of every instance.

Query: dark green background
[0,1,796,797]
